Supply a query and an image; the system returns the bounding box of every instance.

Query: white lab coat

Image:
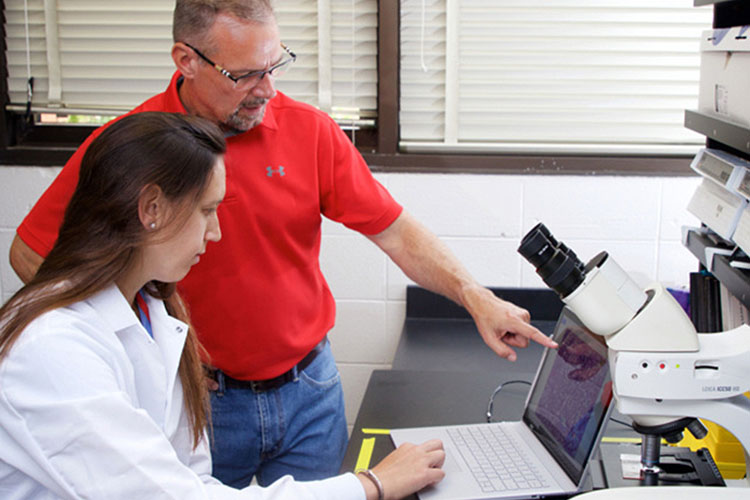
[0,284,364,500]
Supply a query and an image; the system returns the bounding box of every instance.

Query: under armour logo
[266,166,285,177]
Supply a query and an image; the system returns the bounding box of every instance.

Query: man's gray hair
[173,0,275,50]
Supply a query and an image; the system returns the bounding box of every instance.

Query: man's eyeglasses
[186,43,296,90]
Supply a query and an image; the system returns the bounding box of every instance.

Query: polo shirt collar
[164,71,189,114]
[259,93,279,131]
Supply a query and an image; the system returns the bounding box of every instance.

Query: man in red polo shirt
[9,0,557,489]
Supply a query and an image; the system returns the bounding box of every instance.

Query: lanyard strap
[135,289,153,338]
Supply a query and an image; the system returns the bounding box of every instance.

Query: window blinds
[4,0,377,119]
[400,0,713,155]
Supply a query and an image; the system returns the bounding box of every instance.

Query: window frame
[4,0,744,174]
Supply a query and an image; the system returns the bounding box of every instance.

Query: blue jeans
[208,342,348,488]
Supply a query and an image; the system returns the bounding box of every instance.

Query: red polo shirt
[16,72,403,380]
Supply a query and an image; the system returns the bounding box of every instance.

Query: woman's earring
[149,222,156,230]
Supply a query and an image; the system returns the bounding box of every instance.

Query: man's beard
[223,98,269,133]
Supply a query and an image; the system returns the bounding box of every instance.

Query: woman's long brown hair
[0,111,226,448]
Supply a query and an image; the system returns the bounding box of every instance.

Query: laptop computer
[390,307,613,500]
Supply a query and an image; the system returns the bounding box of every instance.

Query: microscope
[518,223,750,487]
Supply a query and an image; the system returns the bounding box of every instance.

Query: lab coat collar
[85,284,141,334]
[85,284,188,342]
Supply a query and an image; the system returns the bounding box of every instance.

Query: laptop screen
[522,308,613,485]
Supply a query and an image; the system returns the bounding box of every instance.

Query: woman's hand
[357,439,446,500]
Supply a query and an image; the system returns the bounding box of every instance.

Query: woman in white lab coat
[0,111,444,500]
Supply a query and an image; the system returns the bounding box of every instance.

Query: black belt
[206,337,328,392]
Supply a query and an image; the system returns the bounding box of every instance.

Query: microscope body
[519,223,750,485]
[606,282,750,483]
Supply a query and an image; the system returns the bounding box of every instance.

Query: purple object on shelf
[668,287,691,317]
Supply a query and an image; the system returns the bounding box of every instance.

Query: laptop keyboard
[447,425,550,493]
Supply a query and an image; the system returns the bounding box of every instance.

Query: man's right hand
[9,235,43,284]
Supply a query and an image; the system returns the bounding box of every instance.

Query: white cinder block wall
[0,167,62,304]
[0,166,701,431]
[322,172,701,430]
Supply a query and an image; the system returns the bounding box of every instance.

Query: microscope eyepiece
[518,224,556,267]
[518,223,585,298]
